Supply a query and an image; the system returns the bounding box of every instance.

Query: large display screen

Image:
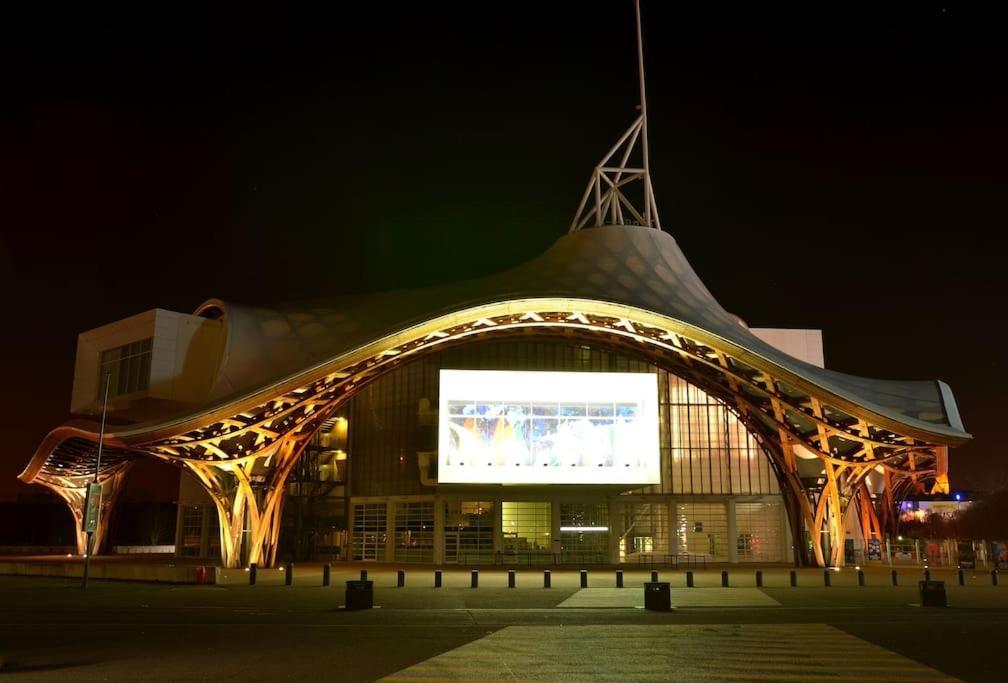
[438,370,659,485]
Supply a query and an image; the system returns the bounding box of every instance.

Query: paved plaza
[1,567,1006,681]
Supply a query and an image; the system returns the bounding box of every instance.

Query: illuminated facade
[17,4,969,568]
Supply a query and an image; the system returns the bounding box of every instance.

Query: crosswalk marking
[382,624,957,682]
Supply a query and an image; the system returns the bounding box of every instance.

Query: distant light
[67,554,72,558]
[954,493,961,501]
[897,535,903,541]
[855,566,861,571]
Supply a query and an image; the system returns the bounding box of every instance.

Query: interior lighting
[560,526,609,532]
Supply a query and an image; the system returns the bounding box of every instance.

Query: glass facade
[736,501,785,563]
[617,503,669,563]
[180,505,202,557]
[676,502,729,562]
[664,374,779,496]
[560,503,609,564]
[314,340,792,565]
[394,502,434,563]
[99,337,153,398]
[444,501,494,564]
[352,503,387,561]
[502,501,552,563]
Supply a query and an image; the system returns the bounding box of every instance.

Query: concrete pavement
[1,570,1006,681]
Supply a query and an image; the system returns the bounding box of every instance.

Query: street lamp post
[82,373,111,590]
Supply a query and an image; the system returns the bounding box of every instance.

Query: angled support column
[43,464,132,556]
[183,432,315,568]
[812,462,846,567]
[765,432,820,567]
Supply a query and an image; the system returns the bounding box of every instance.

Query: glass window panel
[675,502,729,561]
[352,503,387,561]
[97,337,153,398]
[394,502,434,563]
[444,501,494,564]
[735,501,785,562]
[617,502,669,563]
[502,501,551,564]
[560,503,609,564]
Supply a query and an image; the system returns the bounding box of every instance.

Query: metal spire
[570,0,661,232]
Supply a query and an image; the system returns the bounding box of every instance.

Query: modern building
[18,7,969,569]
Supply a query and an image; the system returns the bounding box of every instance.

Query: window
[98,338,153,398]
[676,502,728,561]
[735,501,785,563]
[665,375,779,496]
[352,503,387,561]
[618,503,669,562]
[502,501,551,562]
[180,505,203,557]
[445,501,494,564]
[394,502,434,563]
[560,503,609,564]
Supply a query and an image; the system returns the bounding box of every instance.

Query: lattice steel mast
[570,0,661,231]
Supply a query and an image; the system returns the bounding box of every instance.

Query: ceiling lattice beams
[28,303,952,490]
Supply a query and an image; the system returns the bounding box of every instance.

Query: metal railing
[632,553,708,569]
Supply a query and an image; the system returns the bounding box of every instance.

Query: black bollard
[322,563,331,587]
[616,569,624,588]
[891,570,898,586]
[651,570,658,583]
[544,569,551,588]
[823,570,831,587]
[285,562,293,586]
[993,570,999,587]
[686,570,694,588]
[755,570,763,587]
[580,569,588,588]
[434,569,442,588]
[397,570,405,588]
[360,569,368,581]
[857,569,865,587]
[249,563,257,586]
[958,568,965,586]
[508,569,516,588]
[721,570,729,588]
[924,568,931,582]
[789,570,797,588]
[471,569,478,588]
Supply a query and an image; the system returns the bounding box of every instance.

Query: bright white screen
[438,370,659,485]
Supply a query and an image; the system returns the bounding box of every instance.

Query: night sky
[2,3,1006,501]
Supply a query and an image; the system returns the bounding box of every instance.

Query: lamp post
[82,372,111,590]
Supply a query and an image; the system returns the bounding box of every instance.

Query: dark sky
[2,3,1006,501]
